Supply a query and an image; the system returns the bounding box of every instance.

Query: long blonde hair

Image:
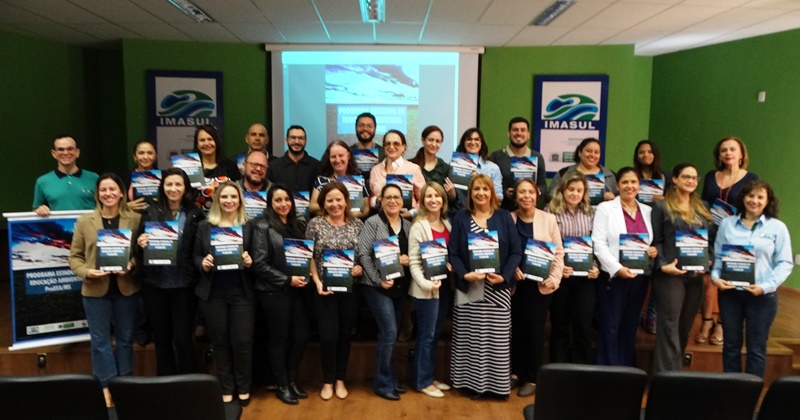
[547,170,593,215]
[664,163,712,224]
[207,181,248,225]
[413,181,448,224]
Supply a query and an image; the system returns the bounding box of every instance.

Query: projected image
[325,65,419,104]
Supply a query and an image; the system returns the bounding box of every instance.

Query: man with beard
[267,125,320,194]
[239,151,272,192]
[490,117,547,210]
[350,112,385,183]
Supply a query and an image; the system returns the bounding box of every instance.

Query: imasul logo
[158,90,215,117]
[544,94,598,121]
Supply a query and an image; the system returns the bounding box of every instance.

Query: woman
[408,182,452,398]
[410,126,457,203]
[449,174,522,399]
[306,181,365,401]
[133,168,204,376]
[358,184,412,401]
[546,171,600,364]
[651,163,714,372]
[193,181,254,405]
[712,180,793,378]
[510,179,564,397]
[549,138,618,202]
[69,173,141,407]
[309,140,370,218]
[126,140,157,213]
[194,125,242,211]
[592,167,656,367]
[369,130,426,217]
[454,128,503,200]
[250,184,311,405]
[698,136,758,346]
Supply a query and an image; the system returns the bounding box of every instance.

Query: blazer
[193,220,254,301]
[592,197,654,278]
[358,213,411,290]
[249,218,294,293]
[449,209,522,293]
[369,158,427,208]
[511,210,565,295]
[651,200,715,272]
[408,217,452,299]
[69,209,142,297]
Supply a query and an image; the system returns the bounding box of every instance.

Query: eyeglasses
[54,147,76,152]
[287,135,306,141]
[382,195,402,202]
[246,162,267,170]
[385,141,403,148]
[679,175,698,181]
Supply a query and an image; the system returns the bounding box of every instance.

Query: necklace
[622,201,638,218]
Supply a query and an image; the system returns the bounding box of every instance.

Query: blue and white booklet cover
[676,229,709,271]
[131,170,162,204]
[468,230,499,274]
[243,191,267,219]
[522,239,556,282]
[619,233,649,274]
[373,235,403,282]
[97,229,132,272]
[338,175,365,213]
[563,236,593,276]
[420,238,448,281]
[284,238,314,282]
[293,191,310,219]
[637,179,664,203]
[322,249,355,292]
[586,173,605,206]
[511,156,538,182]
[210,226,244,271]
[449,152,479,190]
[171,153,204,188]
[386,174,414,210]
[352,148,379,174]
[710,199,736,226]
[721,244,756,287]
[144,221,178,266]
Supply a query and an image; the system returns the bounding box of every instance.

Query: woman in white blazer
[592,167,657,367]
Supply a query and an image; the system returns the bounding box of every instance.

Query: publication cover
[131,170,162,204]
[210,226,244,271]
[373,236,403,282]
[511,156,538,182]
[171,153,204,188]
[294,191,310,219]
[236,153,246,175]
[586,173,605,206]
[144,221,178,266]
[322,249,355,292]
[676,229,709,271]
[522,239,556,282]
[420,238,448,281]
[637,179,664,203]
[352,148,379,174]
[619,233,649,274]
[563,236,593,276]
[449,152,479,190]
[468,230,499,274]
[386,174,413,209]
[243,191,267,219]
[284,238,314,282]
[710,199,736,226]
[97,229,132,272]
[721,244,756,287]
[338,175,365,213]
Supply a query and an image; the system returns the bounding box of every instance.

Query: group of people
[32,114,792,408]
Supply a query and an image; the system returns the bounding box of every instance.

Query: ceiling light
[168,0,214,23]
[530,0,576,26]
[360,0,385,23]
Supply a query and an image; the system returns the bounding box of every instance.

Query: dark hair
[381,183,402,198]
[735,179,778,218]
[616,166,639,182]
[133,140,155,154]
[713,136,749,171]
[575,138,601,160]
[633,140,663,180]
[156,168,196,214]
[286,125,306,138]
[508,117,530,131]
[411,125,444,167]
[193,124,229,165]
[356,112,376,126]
[664,163,712,223]
[317,181,353,220]
[53,135,77,149]
[384,129,407,146]
[513,178,539,204]
[266,184,306,238]
[319,140,360,177]
[94,172,130,213]
[457,128,489,161]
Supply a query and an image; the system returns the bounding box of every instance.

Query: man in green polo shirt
[32,135,99,217]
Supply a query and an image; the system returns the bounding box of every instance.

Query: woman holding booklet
[711,179,793,378]
[650,163,715,373]
[448,174,522,399]
[410,126,458,202]
[408,181,453,398]
[132,168,204,376]
[546,171,600,364]
[69,173,141,407]
[548,138,618,203]
[126,140,157,213]
[306,181,364,401]
[249,184,311,405]
[510,179,564,397]
[368,130,426,218]
[309,140,371,218]
[592,167,656,367]
[453,128,503,200]
[358,184,412,401]
[193,181,254,406]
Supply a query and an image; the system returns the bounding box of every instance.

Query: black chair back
[757,375,800,420]
[109,374,226,420]
[0,373,108,420]
[644,371,763,420]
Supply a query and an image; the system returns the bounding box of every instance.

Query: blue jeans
[718,289,778,378]
[362,286,406,395]
[412,291,451,390]
[83,293,139,387]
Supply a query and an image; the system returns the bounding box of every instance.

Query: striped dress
[450,218,512,395]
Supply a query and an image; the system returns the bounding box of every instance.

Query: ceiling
[1,0,800,56]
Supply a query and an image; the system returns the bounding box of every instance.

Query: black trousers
[549,276,596,364]
[511,281,553,384]
[315,289,359,384]
[141,284,197,375]
[256,287,311,386]
[652,272,704,373]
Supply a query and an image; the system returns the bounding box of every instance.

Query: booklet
[449,152,479,190]
[721,244,756,287]
[171,153,204,188]
[386,174,414,210]
[563,236,593,276]
[210,226,244,271]
[97,228,133,272]
[338,175,365,213]
[143,221,179,266]
[352,148,380,174]
[131,170,162,204]
[511,156,538,183]
[468,230,499,274]
[522,239,556,282]
[619,233,649,274]
[236,153,246,176]
[586,173,605,206]
[637,179,664,203]
[284,238,314,282]
[420,238,448,281]
[243,191,267,219]
[710,199,736,226]
[373,236,403,282]
[676,229,709,271]
[293,190,310,219]
[322,249,355,292]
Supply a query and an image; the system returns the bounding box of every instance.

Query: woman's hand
[351,265,363,277]
[660,259,687,276]
[603,191,615,201]
[398,254,410,266]
[562,266,574,278]
[431,279,442,291]
[202,254,214,272]
[616,267,637,279]
[514,267,525,281]
[127,197,148,213]
[444,178,457,200]
[711,278,736,291]
[647,246,658,259]
[486,272,505,285]
[744,284,764,296]
[541,278,556,291]
[463,271,486,282]
[315,279,333,296]
[137,233,149,249]
[290,276,307,288]
[381,279,394,290]
[587,266,600,279]
[242,251,252,268]
[400,209,413,219]
[651,195,665,202]
[446,262,453,272]
[86,269,109,279]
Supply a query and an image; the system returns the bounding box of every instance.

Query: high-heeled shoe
[695,317,714,343]
[710,320,724,346]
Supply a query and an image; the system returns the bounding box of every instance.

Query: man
[267,125,320,194]
[350,112,385,182]
[489,117,547,210]
[33,135,99,217]
[239,151,272,192]
[244,123,276,161]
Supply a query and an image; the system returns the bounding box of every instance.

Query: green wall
[479,45,653,172]
[650,29,800,288]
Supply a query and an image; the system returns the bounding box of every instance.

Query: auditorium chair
[644,371,762,420]
[109,374,226,420]
[0,373,108,420]
[756,375,800,420]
